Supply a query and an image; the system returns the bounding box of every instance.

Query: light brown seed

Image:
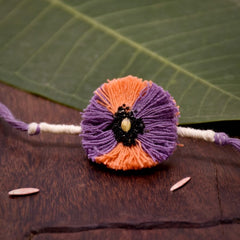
[8,188,40,196]
[170,177,191,192]
[121,118,131,132]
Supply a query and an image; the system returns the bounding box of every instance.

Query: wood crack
[28,218,240,238]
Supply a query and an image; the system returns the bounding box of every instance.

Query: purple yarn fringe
[0,102,28,131]
[214,132,240,151]
[81,95,117,161]
[133,83,179,163]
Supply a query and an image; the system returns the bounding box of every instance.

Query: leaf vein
[0,4,52,52]
[143,17,239,47]
[151,63,167,80]
[181,54,239,68]
[95,0,176,20]
[47,27,95,86]
[118,50,140,77]
[73,40,120,95]
[169,36,240,61]
[0,0,30,25]
[16,17,76,73]
[220,97,232,116]
[14,71,87,102]
[117,5,234,32]
[177,80,196,105]
[196,87,211,117]
[46,0,240,101]
[195,63,238,76]
[165,70,179,89]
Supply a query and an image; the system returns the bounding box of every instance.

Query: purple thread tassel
[214,132,240,151]
[0,102,28,132]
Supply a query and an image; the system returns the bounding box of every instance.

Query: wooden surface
[0,82,239,240]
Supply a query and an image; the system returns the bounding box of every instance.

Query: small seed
[8,188,40,196]
[170,177,191,192]
[121,118,131,132]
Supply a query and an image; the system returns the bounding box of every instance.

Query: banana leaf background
[0,0,239,124]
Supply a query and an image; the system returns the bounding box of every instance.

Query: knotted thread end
[214,132,240,151]
[28,123,40,135]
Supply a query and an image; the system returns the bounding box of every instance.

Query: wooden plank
[0,82,239,240]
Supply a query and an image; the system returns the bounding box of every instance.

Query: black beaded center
[111,104,145,146]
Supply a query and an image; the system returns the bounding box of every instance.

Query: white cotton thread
[28,122,39,135]
[28,122,82,135]
[177,127,215,142]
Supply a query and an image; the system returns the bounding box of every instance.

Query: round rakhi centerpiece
[111,104,145,146]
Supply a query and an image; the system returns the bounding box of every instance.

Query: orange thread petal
[95,76,149,114]
[95,141,157,170]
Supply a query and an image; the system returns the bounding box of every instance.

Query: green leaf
[0,0,239,124]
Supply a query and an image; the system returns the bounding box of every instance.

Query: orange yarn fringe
[95,141,157,170]
[95,75,150,114]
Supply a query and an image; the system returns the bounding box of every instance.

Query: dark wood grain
[0,82,239,240]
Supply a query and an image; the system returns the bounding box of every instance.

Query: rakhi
[0,76,239,170]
